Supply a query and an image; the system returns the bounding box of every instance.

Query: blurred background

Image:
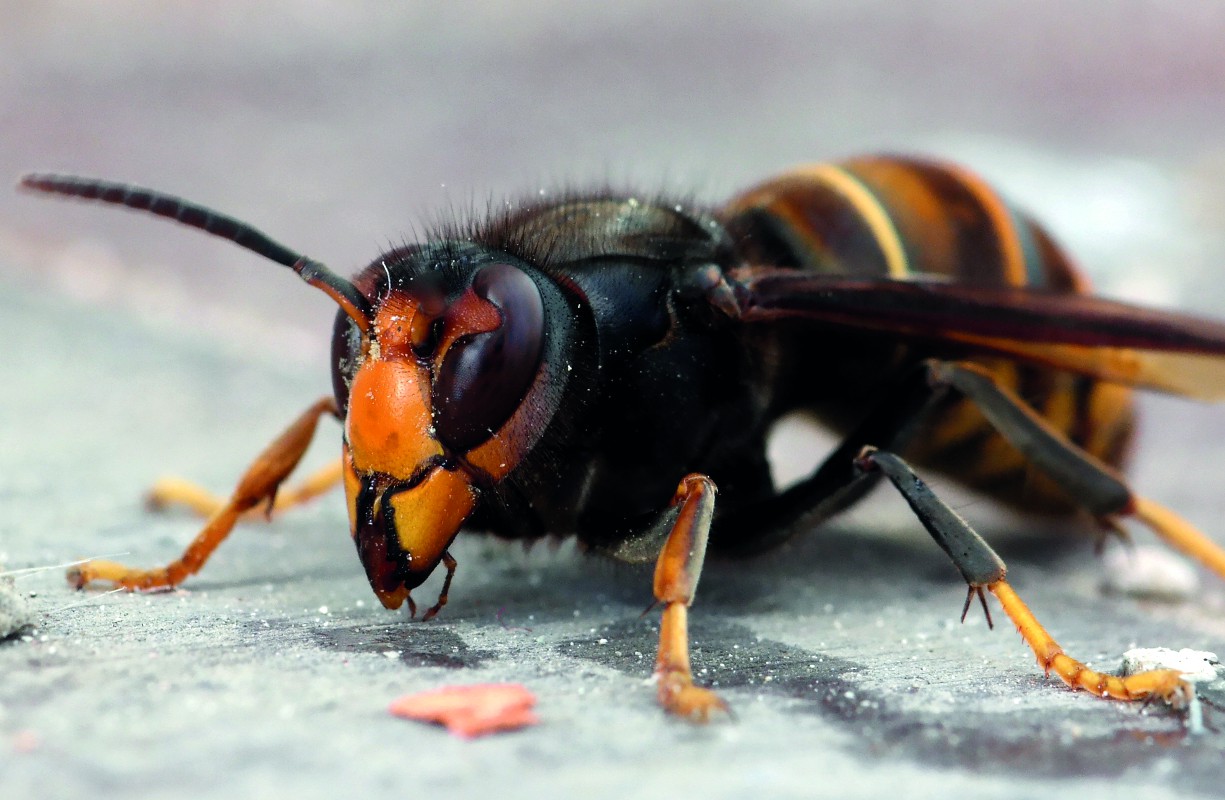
[4,0,1225,371]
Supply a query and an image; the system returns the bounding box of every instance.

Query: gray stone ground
[5,3,1225,799]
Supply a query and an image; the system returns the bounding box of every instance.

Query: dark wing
[729,267,1225,400]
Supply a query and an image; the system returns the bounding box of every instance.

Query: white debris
[0,576,35,639]
[1121,647,1222,736]
[1120,647,1221,684]
[1101,545,1200,602]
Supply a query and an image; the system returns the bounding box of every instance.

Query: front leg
[649,474,728,721]
[70,397,339,591]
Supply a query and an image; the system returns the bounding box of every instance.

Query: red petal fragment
[388,683,538,738]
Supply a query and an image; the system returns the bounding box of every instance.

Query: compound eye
[432,263,545,451]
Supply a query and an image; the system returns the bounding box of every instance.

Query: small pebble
[0,576,35,640]
[1101,545,1199,601]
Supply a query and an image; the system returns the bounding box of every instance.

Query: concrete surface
[5,3,1225,799]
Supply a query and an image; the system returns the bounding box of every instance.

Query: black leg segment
[715,358,1137,554]
[853,446,1006,626]
[925,361,1132,516]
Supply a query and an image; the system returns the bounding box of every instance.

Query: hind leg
[717,359,1204,706]
[923,361,1225,581]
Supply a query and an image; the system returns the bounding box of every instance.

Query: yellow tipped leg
[146,459,344,520]
[70,397,339,592]
[656,602,726,720]
[145,477,228,518]
[652,474,728,721]
[1129,496,1225,581]
[989,580,1191,705]
[857,448,1194,708]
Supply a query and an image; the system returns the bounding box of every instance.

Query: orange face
[339,263,547,609]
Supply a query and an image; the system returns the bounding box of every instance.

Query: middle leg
[855,447,1191,705]
[146,459,344,519]
[716,359,1199,706]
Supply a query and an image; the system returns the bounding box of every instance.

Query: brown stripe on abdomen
[841,156,1025,286]
[722,155,1137,518]
[720,172,895,277]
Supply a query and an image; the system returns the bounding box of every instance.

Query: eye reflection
[412,317,445,359]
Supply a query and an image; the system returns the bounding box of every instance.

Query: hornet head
[333,253,553,607]
[20,174,563,610]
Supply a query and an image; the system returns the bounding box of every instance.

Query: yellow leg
[70,397,339,591]
[1129,496,1225,581]
[146,459,344,520]
[652,474,728,721]
[855,447,1197,708]
[989,580,1191,705]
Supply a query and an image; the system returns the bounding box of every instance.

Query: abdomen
[721,155,1135,514]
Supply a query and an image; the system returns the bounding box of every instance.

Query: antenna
[19,173,372,328]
